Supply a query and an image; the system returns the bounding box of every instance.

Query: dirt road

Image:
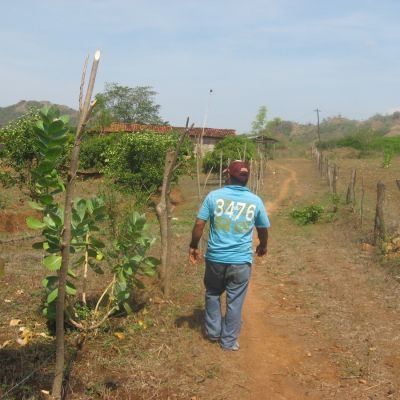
[227,158,400,400]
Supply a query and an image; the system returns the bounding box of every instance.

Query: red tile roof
[103,123,235,138]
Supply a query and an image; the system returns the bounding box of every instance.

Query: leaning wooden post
[373,180,386,245]
[156,119,193,297]
[324,156,329,179]
[328,164,333,192]
[396,180,400,191]
[360,176,365,226]
[332,164,338,194]
[52,50,100,400]
[319,153,324,176]
[346,169,357,208]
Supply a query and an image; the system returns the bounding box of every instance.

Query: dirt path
[226,158,400,400]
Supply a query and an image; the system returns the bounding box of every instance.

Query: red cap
[225,160,250,182]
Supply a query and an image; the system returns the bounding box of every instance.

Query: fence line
[311,145,399,246]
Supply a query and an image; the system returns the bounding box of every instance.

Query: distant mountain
[0,100,79,127]
[282,112,400,142]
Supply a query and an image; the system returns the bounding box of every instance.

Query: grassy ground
[1,152,400,399]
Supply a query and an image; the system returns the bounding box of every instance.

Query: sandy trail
[233,162,333,400]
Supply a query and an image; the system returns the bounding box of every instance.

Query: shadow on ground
[175,306,204,332]
[0,342,55,399]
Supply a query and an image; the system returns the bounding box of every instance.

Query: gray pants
[204,259,251,349]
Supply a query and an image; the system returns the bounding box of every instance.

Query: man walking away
[189,160,270,351]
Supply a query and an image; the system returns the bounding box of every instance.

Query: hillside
[285,112,400,142]
[0,100,78,127]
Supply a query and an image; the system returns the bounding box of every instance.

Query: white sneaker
[221,341,240,351]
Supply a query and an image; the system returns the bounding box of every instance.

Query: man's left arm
[189,218,207,264]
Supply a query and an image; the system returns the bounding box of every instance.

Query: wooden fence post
[396,179,400,191]
[373,180,386,245]
[360,176,365,226]
[332,164,338,194]
[319,153,324,176]
[346,169,357,207]
[324,156,329,178]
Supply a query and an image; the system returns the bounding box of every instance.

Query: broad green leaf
[47,288,58,303]
[142,266,157,277]
[36,160,56,174]
[88,261,104,274]
[74,199,87,222]
[59,115,70,125]
[28,201,44,211]
[45,146,63,161]
[49,119,66,135]
[42,276,58,288]
[66,281,77,296]
[39,194,54,205]
[87,249,97,258]
[35,120,44,131]
[43,255,62,271]
[67,269,77,278]
[45,212,62,227]
[72,256,85,267]
[32,241,46,250]
[26,217,46,230]
[144,256,160,267]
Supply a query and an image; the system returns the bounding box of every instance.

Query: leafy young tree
[202,136,256,173]
[89,93,113,133]
[251,105,268,136]
[101,83,164,124]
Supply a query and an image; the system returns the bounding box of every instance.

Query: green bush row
[102,130,193,193]
[79,133,120,170]
[317,128,400,154]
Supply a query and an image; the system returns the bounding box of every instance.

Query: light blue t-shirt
[197,185,270,264]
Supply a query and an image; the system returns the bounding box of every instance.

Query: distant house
[102,123,236,152]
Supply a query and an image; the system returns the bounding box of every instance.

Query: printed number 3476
[214,199,255,221]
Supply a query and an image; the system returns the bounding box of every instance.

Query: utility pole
[200,89,213,158]
[314,108,321,143]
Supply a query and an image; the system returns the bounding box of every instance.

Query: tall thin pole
[314,108,321,143]
[200,89,213,158]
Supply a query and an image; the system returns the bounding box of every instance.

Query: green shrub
[382,149,393,168]
[79,133,119,170]
[0,107,72,196]
[318,127,400,155]
[103,131,193,193]
[203,136,257,173]
[290,204,324,225]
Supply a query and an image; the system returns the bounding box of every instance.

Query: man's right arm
[255,227,268,256]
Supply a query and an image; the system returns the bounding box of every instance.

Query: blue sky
[2,0,400,132]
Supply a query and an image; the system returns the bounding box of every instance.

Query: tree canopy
[94,83,165,125]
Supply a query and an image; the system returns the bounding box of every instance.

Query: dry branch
[156,119,193,297]
[52,50,100,400]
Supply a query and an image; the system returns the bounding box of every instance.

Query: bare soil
[1,156,400,399]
